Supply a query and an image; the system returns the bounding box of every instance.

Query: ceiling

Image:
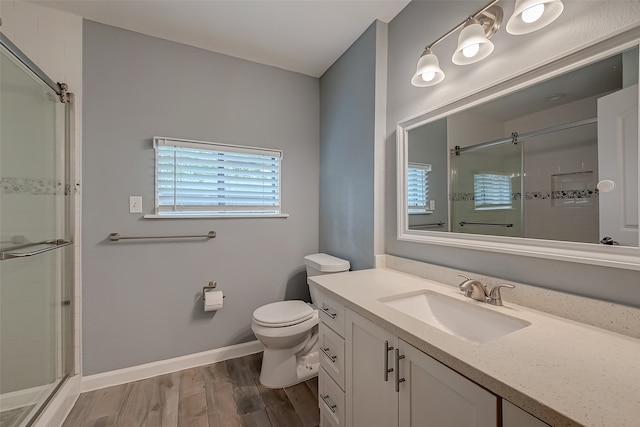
[32,0,410,77]
[471,52,625,121]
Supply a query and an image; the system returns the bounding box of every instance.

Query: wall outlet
[129,196,142,213]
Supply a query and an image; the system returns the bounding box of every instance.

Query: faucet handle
[487,284,515,306]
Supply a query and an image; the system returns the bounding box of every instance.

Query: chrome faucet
[458,274,488,302]
[457,274,515,306]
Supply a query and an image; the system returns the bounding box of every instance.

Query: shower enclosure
[450,119,599,243]
[0,33,74,426]
[451,141,523,237]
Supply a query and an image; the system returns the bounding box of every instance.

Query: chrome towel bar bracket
[0,239,73,261]
[108,231,216,241]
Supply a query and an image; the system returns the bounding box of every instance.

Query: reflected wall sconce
[411,0,564,87]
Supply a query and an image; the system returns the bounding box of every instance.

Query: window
[153,137,282,217]
[474,172,512,210]
[407,163,431,214]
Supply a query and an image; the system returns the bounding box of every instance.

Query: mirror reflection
[406,46,639,247]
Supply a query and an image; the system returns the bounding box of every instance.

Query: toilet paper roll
[204,290,224,312]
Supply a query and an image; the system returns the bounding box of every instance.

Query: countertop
[308,268,640,427]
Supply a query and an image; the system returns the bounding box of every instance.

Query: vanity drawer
[319,323,345,389]
[319,369,345,427]
[317,292,345,336]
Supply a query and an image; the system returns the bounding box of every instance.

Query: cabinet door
[346,309,399,427]
[398,340,497,427]
[502,400,550,427]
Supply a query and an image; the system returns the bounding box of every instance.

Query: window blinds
[153,137,282,215]
[474,173,512,210]
[407,163,431,214]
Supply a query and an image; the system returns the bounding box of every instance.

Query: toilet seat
[253,301,315,327]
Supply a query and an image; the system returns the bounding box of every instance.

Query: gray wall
[319,22,378,270]
[385,2,640,307]
[83,21,320,375]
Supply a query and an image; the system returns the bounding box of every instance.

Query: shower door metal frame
[0,32,68,102]
[0,29,75,426]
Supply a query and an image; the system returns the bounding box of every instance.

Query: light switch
[429,200,436,210]
[129,196,142,213]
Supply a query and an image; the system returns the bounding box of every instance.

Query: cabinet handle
[320,305,337,319]
[320,394,338,413]
[321,347,337,362]
[383,340,394,381]
[395,348,405,392]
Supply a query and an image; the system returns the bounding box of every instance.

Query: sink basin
[380,291,530,344]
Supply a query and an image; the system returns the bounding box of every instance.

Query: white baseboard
[81,340,264,393]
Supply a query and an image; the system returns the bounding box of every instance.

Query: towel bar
[108,231,216,241]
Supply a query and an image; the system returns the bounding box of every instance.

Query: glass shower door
[451,142,523,237]
[0,45,73,426]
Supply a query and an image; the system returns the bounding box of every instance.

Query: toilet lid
[253,301,314,327]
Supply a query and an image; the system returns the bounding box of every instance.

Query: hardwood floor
[0,405,34,427]
[63,353,319,427]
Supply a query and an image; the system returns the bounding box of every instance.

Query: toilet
[252,253,350,389]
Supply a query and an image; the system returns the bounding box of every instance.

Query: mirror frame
[397,27,640,271]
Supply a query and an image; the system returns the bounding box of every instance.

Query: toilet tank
[304,253,350,306]
[304,253,350,277]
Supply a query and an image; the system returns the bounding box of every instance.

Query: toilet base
[259,346,319,389]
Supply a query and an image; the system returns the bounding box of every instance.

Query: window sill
[143,213,290,219]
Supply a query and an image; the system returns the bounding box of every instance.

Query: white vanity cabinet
[345,309,398,427]
[317,291,347,427]
[398,340,497,427]
[502,401,550,427]
[345,309,497,427]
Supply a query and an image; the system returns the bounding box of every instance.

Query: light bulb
[522,3,545,23]
[421,71,436,82]
[462,43,480,58]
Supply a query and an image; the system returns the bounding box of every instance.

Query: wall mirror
[397,28,640,270]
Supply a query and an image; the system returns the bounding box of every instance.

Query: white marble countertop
[308,268,640,427]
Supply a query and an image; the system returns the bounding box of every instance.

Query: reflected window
[474,173,512,210]
[408,163,432,214]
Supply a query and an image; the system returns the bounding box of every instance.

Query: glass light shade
[411,50,445,87]
[506,0,564,35]
[452,22,494,65]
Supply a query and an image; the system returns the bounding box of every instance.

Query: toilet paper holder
[203,281,225,298]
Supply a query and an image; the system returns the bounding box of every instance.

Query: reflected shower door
[451,142,523,237]
[0,46,73,426]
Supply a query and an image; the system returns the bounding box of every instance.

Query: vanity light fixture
[506,0,564,35]
[452,18,496,65]
[411,47,445,87]
[411,0,564,87]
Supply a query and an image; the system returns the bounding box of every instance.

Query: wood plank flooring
[62,353,319,427]
[0,405,34,427]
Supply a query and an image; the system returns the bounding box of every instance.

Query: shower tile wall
[506,96,601,244]
[523,141,599,243]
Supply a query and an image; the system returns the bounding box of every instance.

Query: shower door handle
[0,239,72,261]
